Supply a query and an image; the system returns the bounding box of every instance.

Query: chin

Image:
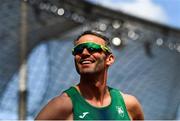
[79,70,96,75]
[80,71,94,74]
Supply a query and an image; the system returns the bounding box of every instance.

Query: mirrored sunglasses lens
[73,43,103,55]
[87,46,101,52]
[74,47,84,55]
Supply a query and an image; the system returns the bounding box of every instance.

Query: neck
[77,71,110,106]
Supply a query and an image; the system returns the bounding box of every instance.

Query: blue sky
[87,0,180,29]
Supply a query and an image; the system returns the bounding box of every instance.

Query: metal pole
[19,0,28,120]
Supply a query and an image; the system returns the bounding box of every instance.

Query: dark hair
[74,30,111,47]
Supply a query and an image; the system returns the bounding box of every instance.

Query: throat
[76,85,111,107]
[86,94,111,107]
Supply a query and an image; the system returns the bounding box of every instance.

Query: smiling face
[74,34,114,75]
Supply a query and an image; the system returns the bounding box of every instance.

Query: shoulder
[35,92,73,120]
[121,93,140,108]
[45,92,72,111]
[121,92,144,120]
[51,93,72,105]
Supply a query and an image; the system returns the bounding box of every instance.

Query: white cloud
[93,0,169,25]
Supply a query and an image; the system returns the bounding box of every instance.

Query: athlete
[35,30,144,120]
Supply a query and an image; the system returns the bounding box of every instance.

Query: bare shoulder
[49,93,72,110]
[121,93,140,108]
[52,93,72,104]
[35,92,73,120]
[121,92,144,120]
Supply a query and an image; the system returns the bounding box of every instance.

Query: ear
[106,54,115,66]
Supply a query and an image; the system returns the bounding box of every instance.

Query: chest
[73,99,129,120]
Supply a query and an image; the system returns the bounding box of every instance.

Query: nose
[81,48,90,56]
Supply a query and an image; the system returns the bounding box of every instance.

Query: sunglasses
[72,42,111,56]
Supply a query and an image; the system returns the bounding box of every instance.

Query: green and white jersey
[64,86,130,120]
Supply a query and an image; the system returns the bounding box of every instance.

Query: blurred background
[0,0,180,120]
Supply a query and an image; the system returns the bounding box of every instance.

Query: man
[35,30,144,120]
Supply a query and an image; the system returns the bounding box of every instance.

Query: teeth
[81,60,92,64]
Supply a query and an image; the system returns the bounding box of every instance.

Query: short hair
[74,30,111,47]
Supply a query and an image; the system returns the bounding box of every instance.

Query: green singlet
[64,86,130,120]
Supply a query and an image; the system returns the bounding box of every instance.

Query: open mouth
[79,59,95,65]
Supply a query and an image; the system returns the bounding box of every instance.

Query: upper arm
[122,93,144,120]
[35,93,73,120]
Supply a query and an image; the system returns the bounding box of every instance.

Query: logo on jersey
[79,112,89,119]
[116,106,124,117]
